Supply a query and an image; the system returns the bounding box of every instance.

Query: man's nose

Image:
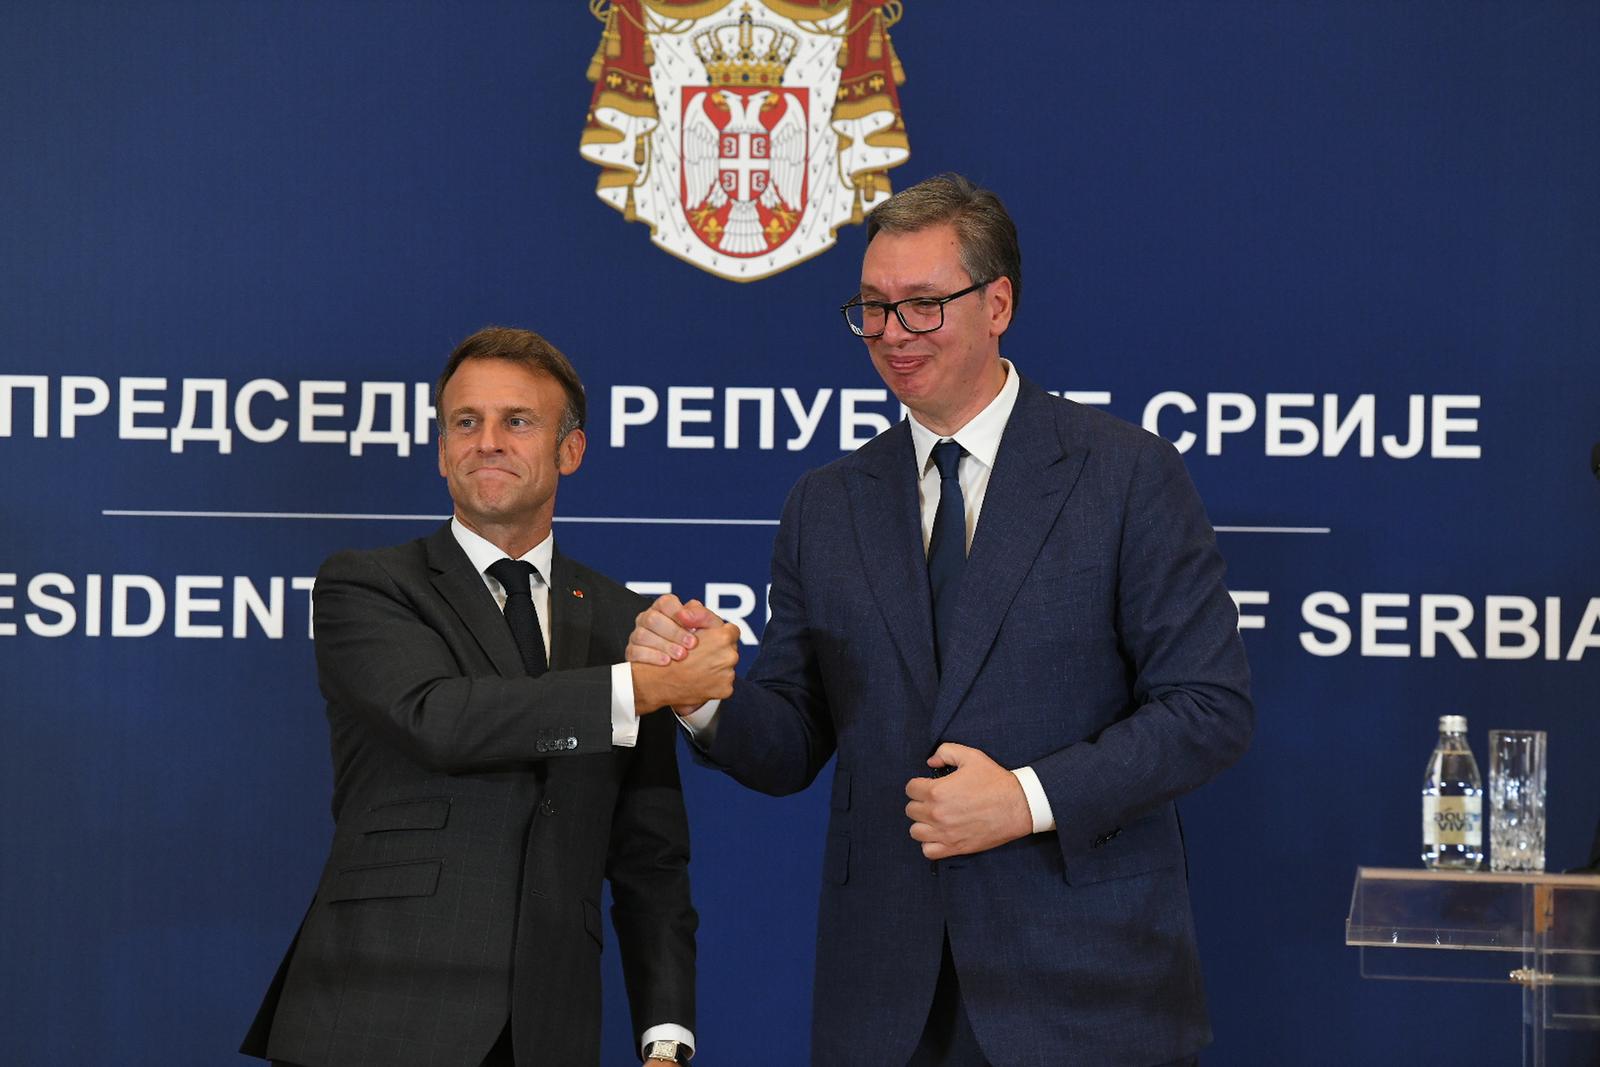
[880,307,915,343]
[475,423,504,451]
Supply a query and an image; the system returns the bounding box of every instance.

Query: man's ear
[557,428,587,475]
[986,276,1015,338]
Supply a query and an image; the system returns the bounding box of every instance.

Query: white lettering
[24,573,74,637]
[1568,599,1600,661]
[293,576,317,639]
[1431,395,1481,459]
[839,388,891,450]
[111,574,166,637]
[1060,391,1112,406]
[84,573,102,637]
[1299,592,1351,656]
[1420,594,1476,658]
[1205,393,1257,456]
[1360,592,1411,657]
[667,386,716,449]
[298,380,347,445]
[1485,595,1539,660]
[174,575,225,638]
[0,375,49,437]
[59,376,110,438]
[1381,395,1425,459]
[610,386,659,448]
[118,377,168,441]
[413,382,434,446]
[1142,391,1197,454]
[781,387,831,451]
[1323,394,1376,457]
[233,576,285,638]
[171,378,234,453]
[1230,590,1269,631]
[1265,393,1317,457]
[234,378,290,444]
[724,387,775,450]
[350,382,411,456]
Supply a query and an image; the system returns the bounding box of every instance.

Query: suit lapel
[929,382,1089,741]
[845,423,939,712]
[425,523,526,678]
[546,550,593,670]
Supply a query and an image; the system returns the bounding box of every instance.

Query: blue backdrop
[3,2,1598,1063]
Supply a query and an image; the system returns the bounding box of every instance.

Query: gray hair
[865,172,1021,323]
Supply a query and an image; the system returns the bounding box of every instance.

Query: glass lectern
[1346,867,1600,1066]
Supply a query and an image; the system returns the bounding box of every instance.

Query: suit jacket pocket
[1063,809,1181,887]
[354,795,451,834]
[327,858,442,902]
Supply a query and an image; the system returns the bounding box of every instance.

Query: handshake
[628,594,741,716]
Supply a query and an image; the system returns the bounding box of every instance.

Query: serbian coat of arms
[581,1,910,282]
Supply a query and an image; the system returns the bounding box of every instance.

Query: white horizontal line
[103,510,1326,534]
[103,510,450,521]
[1214,526,1331,534]
[559,516,782,526]
[101,509,781,526]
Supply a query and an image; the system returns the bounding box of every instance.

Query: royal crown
[692,4,797,88]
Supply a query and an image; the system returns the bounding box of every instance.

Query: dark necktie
[927,440,967,672]
[485,558,548,677]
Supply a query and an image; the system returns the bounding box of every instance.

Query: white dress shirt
[450,518,694,1055]
[682,359,1056,835]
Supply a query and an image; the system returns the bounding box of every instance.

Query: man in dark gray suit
[630,175,1253,1066]
[243,327,739,1067]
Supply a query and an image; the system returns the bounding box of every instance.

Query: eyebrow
[858,282,945,300]
[445,405,543,423]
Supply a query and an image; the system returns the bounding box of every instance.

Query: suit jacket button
[565,736,577,750]
[535,740,548,753]
[540,798,557,816]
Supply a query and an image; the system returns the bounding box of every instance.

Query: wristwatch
[643,1038,689,1063]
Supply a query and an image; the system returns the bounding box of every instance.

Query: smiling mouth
[884,354,930,372]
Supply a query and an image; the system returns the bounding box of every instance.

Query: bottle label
[1423,795,1483,846]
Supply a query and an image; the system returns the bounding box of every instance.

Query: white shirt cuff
[610,662,640,748]
[640,1023,695,1058]
[675,699,721,745]
[1011,765,1056,833]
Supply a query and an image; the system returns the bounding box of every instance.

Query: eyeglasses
[839,279,992,338]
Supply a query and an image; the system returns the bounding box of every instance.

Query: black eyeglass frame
[838,278,994,338]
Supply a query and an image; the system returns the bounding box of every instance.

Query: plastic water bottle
[1421,714,1483,870]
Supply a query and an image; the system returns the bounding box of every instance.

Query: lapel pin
[571,588,584,598]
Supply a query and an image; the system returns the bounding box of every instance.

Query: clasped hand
[904,743,1033,860]
[628,594,739,715]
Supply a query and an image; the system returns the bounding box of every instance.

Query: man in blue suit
[631,174,1253,1066]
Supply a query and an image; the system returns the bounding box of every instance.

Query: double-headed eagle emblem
[581,1,911,282]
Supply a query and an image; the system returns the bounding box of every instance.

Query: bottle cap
[1439,714,1468,733]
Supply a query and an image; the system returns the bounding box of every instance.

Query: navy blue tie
[486,558,548,677]
[927,440,966,672]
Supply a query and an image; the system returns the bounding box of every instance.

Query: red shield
[681,86,808,257]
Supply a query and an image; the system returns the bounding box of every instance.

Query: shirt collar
[450,516,553,587]
[909,358,1020,473]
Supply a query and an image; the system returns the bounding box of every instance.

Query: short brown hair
[865,173,1021,323]
[435,326,586,441]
